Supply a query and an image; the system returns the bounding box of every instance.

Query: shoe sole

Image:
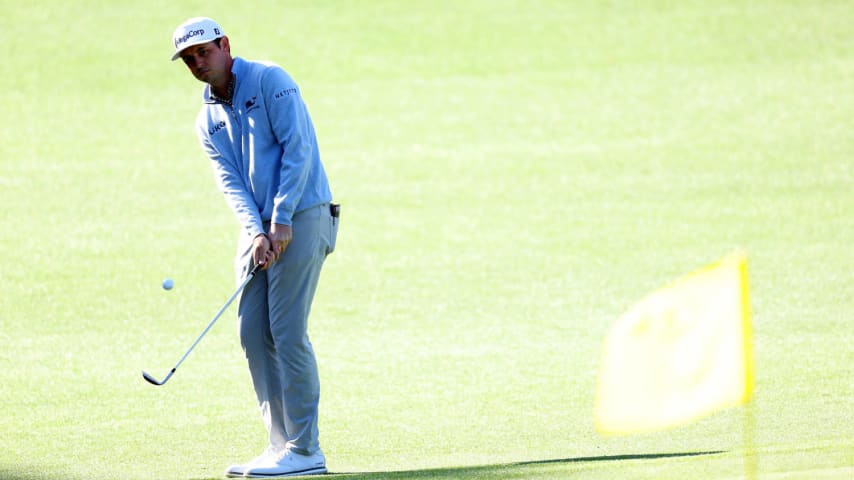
[244,466,327,478]
[225,468,246,478]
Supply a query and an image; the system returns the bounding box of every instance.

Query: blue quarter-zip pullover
[196,57,332,239]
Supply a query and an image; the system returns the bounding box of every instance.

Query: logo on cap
[175,29,205,48]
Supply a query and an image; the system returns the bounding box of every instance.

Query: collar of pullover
[203,57,243,105]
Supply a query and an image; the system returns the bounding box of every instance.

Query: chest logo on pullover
[209,120,227,136]
[244,96,260,114]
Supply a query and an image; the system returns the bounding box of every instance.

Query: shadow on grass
[328,451,726,479]
[516,451,726,466]
[193,450,725,480]
[0,468,83,480]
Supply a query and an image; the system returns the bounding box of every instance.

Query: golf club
[142,263,262,386]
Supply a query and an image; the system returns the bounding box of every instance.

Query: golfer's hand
[268,223,292,262]
[252,234,275,270]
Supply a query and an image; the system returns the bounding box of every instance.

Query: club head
[143,369,175,386]
[142,371,165,386]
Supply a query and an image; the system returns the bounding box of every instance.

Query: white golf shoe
[243,448,327,478]
[224,445,284,478]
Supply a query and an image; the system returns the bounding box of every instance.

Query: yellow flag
[594,251,754,435]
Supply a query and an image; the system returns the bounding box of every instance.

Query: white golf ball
[162,278,174,290]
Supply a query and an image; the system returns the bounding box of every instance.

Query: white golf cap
[171,17,225,61]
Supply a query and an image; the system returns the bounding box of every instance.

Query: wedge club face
[142,369,175,386]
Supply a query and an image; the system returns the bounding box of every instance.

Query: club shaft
[171,266,259,372]
[146,265,260,385]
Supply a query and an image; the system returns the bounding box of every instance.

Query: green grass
[1,0,852,479]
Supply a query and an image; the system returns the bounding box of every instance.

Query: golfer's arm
[264,69,313,226]
[202,139,265,239]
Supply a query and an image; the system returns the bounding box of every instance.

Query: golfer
[171,17,338,478]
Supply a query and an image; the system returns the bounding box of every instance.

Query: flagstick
[740,254,758,479]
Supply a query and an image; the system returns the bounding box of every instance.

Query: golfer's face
[180,40,230,85]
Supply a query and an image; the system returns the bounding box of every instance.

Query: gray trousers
[234,203,338,455]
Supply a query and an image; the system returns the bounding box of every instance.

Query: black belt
[330,203,341,218]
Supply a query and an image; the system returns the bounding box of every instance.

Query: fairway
[1,1,852,479]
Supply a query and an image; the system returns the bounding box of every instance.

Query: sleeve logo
[274,88,298,99]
